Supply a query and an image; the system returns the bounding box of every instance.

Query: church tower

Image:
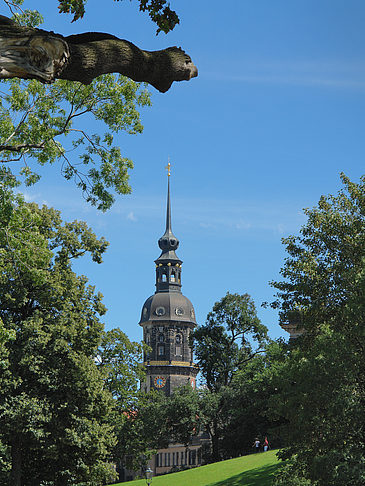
[139,164,198,395]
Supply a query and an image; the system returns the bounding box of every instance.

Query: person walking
[263,436,269,452]
[252,438,261,452]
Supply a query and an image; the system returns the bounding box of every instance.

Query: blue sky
[5,0,365,343]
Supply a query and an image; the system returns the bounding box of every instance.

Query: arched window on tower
[145,333,151,359]
[175,334,182,356]
[162,274,167,282]
[158,345,165,356]
[170,272,175,282]
[158,334,164,343]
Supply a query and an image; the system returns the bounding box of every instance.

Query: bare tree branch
[0,15,198,93]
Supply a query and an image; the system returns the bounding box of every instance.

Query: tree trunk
[0,15,198,93]
[211,420,220,463]
[10,439,22,486]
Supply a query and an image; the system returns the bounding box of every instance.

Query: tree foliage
[269,174,365,485]
[98,328,146,406]
[0,0,152,210]
[113,385,200,473]
[192,292,268,393]
[271,173,365,336]
[97,328,151,476]
[272,329,365,486]
[218,341,286,458]
[57,0,179,33]
[191,292,269,462]
[0,74,151,210]
[3,0,179,33]
[0,187,117,485]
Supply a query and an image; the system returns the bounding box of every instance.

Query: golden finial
[165,158,171,177]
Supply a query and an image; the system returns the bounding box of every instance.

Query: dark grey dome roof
[139,292,197,325]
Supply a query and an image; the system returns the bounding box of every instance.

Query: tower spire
[155,161,182,292]
[165,161,172,233]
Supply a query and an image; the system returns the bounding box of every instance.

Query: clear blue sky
[6,0,365,343]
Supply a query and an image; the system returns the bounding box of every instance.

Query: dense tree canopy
[0,186,128,485]
[217,340,285,458]
[192,292,268,393]
[191,292,269,462]
[269,174,365,486]
[113,385,200,474]
[271,173,365,336]
[98,328,146,407]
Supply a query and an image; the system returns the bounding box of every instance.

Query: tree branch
[0,15,198,93]
[0,143,45,152]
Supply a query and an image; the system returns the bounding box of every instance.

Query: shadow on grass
[207,462,283,486]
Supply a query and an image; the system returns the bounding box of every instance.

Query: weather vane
[165,157,171,177]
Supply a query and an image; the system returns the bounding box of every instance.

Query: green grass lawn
[112,450,283,486]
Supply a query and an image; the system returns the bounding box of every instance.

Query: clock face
[154,376,166,388]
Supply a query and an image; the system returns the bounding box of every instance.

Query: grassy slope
[113,450,282,486]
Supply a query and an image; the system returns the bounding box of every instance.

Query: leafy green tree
[113,385,200,475]
[271,173,365,336]
[193,292,268,393]
[269,174,365,486]
[112,391,167,474]
[97,328,152,478]
[192,292,269,462]
[0,317,14,483]
[0,187,117,486]
[219,341,285,458]
[164,385,201,446]
[0,316,14,356]
[0,72,151,210]
[98,328,146,407]
[271,328,365,486]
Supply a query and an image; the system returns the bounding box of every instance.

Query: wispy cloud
[21,191,36,202]
[173,196,307,236]
[127,211,137,222]
[235,220,252,230]
[16,186,306,237]
[199,222,217,229]
[218,74,365,90]
[16,189,49,206]
[204,59,365,90]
